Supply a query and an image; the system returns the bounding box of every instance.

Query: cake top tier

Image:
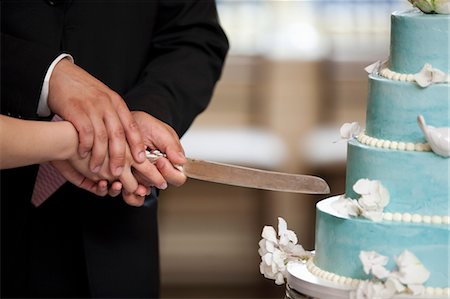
[390,9,449,74]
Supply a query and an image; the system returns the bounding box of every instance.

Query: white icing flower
[354,179,390,221]
[340,122,363,140]
[353,250,430,299]
[258,217,311,285]
[408,0,450,14]
[384,276,406,293]
[414,64,450,87]
[331,180,390,222]
[417,115,450,158]
[359,251,390,279]
[393,250,430,291]
[331,195,360,217]
[353,280,396,299]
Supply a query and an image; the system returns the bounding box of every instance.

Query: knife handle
[145,149,184,172]
[145,149,166,163]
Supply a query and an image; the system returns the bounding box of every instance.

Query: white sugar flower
[331,179,390,222]
[353,280,396,299]
[359,251,390,279]
[331,195,360,217]
[391,250,430,294]
[340,122,363,140]
[408,0,450,14]
[278,217,298,246]
[385,276,406,293]
[414,64,450,88]
[353,179,390,221]
[258,217,311,285]
[354,250,430,298]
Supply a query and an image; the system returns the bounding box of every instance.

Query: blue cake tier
[390,9,449,74]
[366,74,450,143]
[345,139,449,216]
[314,196,450,288]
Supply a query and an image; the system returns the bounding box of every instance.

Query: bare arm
[0,115,78,169]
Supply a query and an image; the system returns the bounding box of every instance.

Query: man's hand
[131,111,187,187]
[47,58,146,176]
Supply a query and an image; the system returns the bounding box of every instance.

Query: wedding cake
[258,2,449,297]
[308,4,450,298]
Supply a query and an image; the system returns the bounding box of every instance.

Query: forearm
[0,115,78,169]
[124,0,229,136]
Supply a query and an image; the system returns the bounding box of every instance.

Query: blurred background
[159,1,410,298]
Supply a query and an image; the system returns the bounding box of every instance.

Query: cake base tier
[314,196,450,288]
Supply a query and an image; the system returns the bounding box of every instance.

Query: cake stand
[286,262,351,299]
[286,262,447,299]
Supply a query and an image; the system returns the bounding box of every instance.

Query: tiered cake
[309,8,449,298]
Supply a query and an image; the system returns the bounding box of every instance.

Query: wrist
[56,121,79,160]
[47,57,74,112]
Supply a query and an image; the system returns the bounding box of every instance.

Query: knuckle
[110,92,123,103]
[80,124,94,138]
[112,127,125,139]
[128,119,139,132]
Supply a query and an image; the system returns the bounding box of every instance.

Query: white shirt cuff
[37,53,74,117]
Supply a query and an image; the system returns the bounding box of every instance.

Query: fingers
[122,190,145,207]
[153,127,186,166]
[108,181,123,197]
[87,112,108,173]
[132,160,167,190]
[132,111,186,166]
[68,107,94,158]
[118,166,139,194]
[155,158,186,187]
[114,98,146,164]
[103,106,127,176]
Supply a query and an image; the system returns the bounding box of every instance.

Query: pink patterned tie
[31,115,67,207]
[31,162,67,207]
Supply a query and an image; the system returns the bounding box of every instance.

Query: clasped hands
[48,58,187,206]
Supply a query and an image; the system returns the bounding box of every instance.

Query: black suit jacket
[1,1,228,297]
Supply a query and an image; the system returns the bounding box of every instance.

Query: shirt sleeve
[37,54,74,116]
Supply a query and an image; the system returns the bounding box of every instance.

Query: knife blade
[146,150,330,194]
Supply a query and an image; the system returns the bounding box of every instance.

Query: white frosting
[306,258,449,296]
[357,132,431,152]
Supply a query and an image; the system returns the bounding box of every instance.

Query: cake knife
[146,150,330,194]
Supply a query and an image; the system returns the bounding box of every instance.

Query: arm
[122,1,228,191]
[124,0,229,136]
[0,115,150,203]
[0,115,78,169]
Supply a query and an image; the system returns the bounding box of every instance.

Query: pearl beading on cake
[382,212,450,225]
[306,258,450,297]
[379,65,450,87]
[379,68,415,82]
[357,132,431,152]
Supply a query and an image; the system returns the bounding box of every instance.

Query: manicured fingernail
[92,166,100,173]
[146,189,151,196]
[81,151,89,158]
[138,151,145,161]
[159,183,167,190]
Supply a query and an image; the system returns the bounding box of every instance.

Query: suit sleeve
[124,0,229,137]
[1,33,60,119]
